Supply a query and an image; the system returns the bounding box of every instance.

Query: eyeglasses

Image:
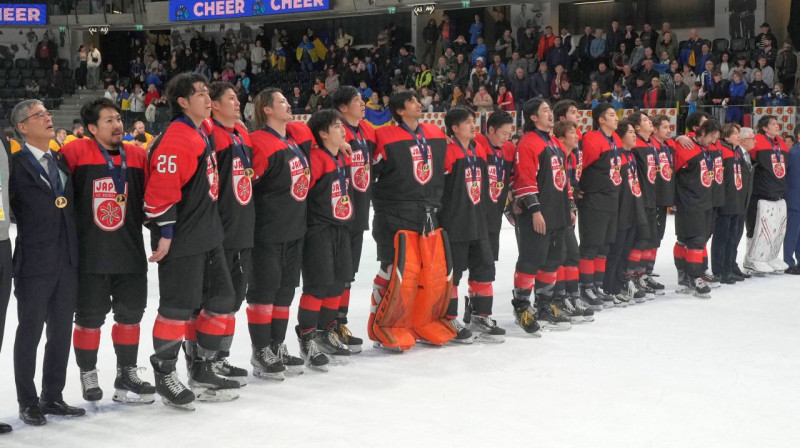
[21,109,53,122]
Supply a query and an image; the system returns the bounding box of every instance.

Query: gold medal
[364,165,370,172]
[116,194,126,205]
[244,168,254,179]
[341,196,349,204]
[55,196,68,208]
[472,181,478,189]
[304,167,310,176]
[496,181,505,189]
[422,163,430,172]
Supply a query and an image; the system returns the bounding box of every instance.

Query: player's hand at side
[570,211,577,226]
[532,211,546,234]
[149,237,172,263]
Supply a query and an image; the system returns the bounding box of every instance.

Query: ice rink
[0,217,798,448]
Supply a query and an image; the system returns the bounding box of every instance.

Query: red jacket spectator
[144,88,161,108]
[537,30,556,61]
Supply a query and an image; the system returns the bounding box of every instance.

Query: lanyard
[214,120,252,175]
[626,150,639,180]
[694,138,714,170]
[321,146,347,197]
[637,134,660,167]
[264,125,308,170]
[657,140,674,166]
[96,140,127,200]
[767,136,783,161]
[488,141,505,184]
[345,122,368,155]
[175,115,215,171]
[21,146,64,197]
[454,138,478,181]
[536,129,563,164]
[400,122,429,165]
[603,132,619,162]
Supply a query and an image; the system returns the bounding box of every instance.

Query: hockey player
[712,123,751,283]
[603,120,647,306]
[440,106,505,343]
[144,73,239,410]
[673,118,722,298]
[298,109,355,369]
[61,98,155,405]
[744,115,791,273]
[194,81,254,384]
[649,115,676,286]
[511,98,574,332]
[368,90,452,350]
[577,103,623,308]
[332,86,375,353]
[247,89,313,375]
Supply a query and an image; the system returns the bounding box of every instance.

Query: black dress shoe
[0,422,12,433]
[732,265,751,279]
[720,274,736,284]
[19,405,46,426]
[786,266,800,275]
[39,400,86,417]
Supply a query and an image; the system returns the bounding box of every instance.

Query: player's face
[620,125,637,149]
[698,131,720,147]
[267,92,293,123]
[325,118,347,149]
[561,130,578,150]
[600,109,618,132]
[402,96,423,120]
[765,118,780,137]
[565,105,580,123]
[454,116,476,141]
[637,115,653,134]
[726,127,741,147]
[655,121,671,141]
[185,82,211,120]
[213,88,241,122]
[489,123,513,146]
[343,94,365,120]
[534,103,554,132]
[92,107,124,148]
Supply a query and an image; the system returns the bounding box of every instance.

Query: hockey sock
[512,270,536,307]
[467,280,493,316]
[702,246,709,271]
[152,314,185,360]
[643,249,657,274]
[554,266,566,296]
[685,248,704,278]
[337,284,351,325]
[246,304,273,348]
[535,270,557,305]
[218,315,236,358]
[297,293,322,333]
[627,249,642,276]
[195,310,228,359]
[445,285,458,320]
[184,317,197,343]
[367,268,390,340]
[578,257,595,289]
[112,323,140,367]
[319,295,341,329]
[564,265,580,296]
[73,325,101,371]
[674,243,687,272]
[593,257,607,289]
[272,287,295,343]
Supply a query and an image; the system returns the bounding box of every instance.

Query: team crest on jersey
[487,164,502,203]
[232,157,252,206]
[714,156,724,185]
[207,152,219,201]
[646,154,658,184]
[629,170,642,197]
[465,168,482,205]
[350,150,370,192]
[734,163,743,190]
[658,152,673,181]
[772,153,786,178]
[289,156,311,201]
[331,180,353,220]
[552,155,566,191]
[700,159,714,187]
[609,156,622,186]
[410,145,432,185]
[93,178,126,232]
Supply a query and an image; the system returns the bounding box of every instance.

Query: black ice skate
[580,286,604,311]
[701,270,722,288]
[274,341,305,375]
[113,366,156,404]
[297,328,330,372]
[213,356,248,386]
[512,298,542,337]
[466,314,506,343]
[570,294,595,323]
[690,277,712,298]
[643,274,665,294]
[188,359,241,403]
[538,300,572,331]
[624,278,646,303]
[150,356,195,411]
[613,293,631,307]
[333,322,363,354]
[251,345,286,381]
[449,318,476,344]
[593,286,615,309]
[554,294,584,324]
[80,369,103,402]
[316,328,351,364]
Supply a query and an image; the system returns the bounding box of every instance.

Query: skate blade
[306,363,329,372]
[569,316,588,324]
[634,297,647,303]
[692,291,712,299]
[252,368,286,381]
[540,322,571,331]
[193,387,239,402]
[449,335,477,344]
[161,397,195,411]
[614,302,629,308]
[112,389,155,404]
[325,354,350,365]
[582,315,596,323]
[284,365,305,376]
[588,305,603,312]
[473,332,505,343]
[347,344,363,354]
[601,302,613,309]
[224,376,248,387]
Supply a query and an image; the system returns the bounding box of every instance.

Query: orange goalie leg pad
[410,228,457,345]
[371,231,420,350]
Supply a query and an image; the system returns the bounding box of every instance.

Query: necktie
[43,152,64,196]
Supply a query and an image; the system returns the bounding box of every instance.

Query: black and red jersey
[307,145,354,230]
[512,129,571,230]
[372,123,448,221]
[674,139,715,212]
[565,128,584,198]
[249,121,313,243]
[653,138,676,207]
[617,149,647,229]
[210,121,255,250]
[61,139,148,274]
[719,141,750,215]
[632,135,660,209]
[750,134,789,200]
[440,138,489,242]
[344,120,376,232]
[710,140,725,207]
[144,116,224,258]
[474,133,515,234]
[578,130,623,210]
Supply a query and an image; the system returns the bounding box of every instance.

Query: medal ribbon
[536,129,565,168]
[175,115,216,172]
[20,146,64,197]
[488,141,505,186]
[454,139,478,183]
[214,120,252,172]
[264,125,308,170]
[95,141,127,197]
[321,146,348,198]
[768,136,784,163]
[345,122,368,155]
[400,122,429,165]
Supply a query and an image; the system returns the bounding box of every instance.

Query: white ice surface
[1,216,799,448]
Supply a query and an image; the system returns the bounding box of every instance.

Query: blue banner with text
[169,0,330,22]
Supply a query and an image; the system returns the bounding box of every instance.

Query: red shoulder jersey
[210,121,255,250]
[475,133,515,234]
[440,138,488,242]
[578,129,623,210]
[308,145,354,226]
[512,130,571,229]
[750,133,789,200]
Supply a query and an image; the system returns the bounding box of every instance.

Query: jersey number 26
[156,155,177,174]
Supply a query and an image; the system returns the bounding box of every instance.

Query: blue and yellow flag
[365,108,393,128]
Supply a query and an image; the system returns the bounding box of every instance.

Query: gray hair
[739,127,755,139]
[10,99,44,140]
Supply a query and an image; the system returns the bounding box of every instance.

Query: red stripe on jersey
[556,266,565,282]
[374,123,448,164]
[184,318,197,341]
[61,139,149,171]
[628,249,642,263]
[112,323,140,346]
[224,315,236,336]
[581,130,623,169]
[273,306,291,320]
[153,315,186,341]
[196,310,229,336]
[246,304,273,324]
[73,325,101,350]
[468,280,493,297]
[674,243,686,259]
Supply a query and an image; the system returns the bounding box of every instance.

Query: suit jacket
[9,147,78,278]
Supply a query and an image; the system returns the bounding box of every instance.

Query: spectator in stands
[145,68,162,91]
[64,120,86,145]
[639,59,659,88]
[452,35,469,59]
[748,70,770,104]
[585,80,604,108]
[35,31,57,67]
[52,128,67,150]
[717,52,733,79]
[305,84,323,111]
[431,93,446,112]
[775,42,796,95]
[700,59,716,91]
[606,20,624,54]
[630,77,647,108]
[657,31,678,62]
[640,23,659,52]
[289,86,306,113]
[324,67,340,94]
[666,72,690,109]
[193,59,212,80]
[756,38,777,68]
[589,28,608,68]
[757,57,775,88]
[87,44,102,90]
[550,65,568,101]
[25,79,40,99]
[560,77,583,103]
[421,19,439,68]
[630,37,646,71]
[104,85,118,103]
[707,70,730,121]
[487,63,507,96]
[128,84,145,126]
[506,51,528,78]
[297,35,315,73]
[101,63,119,89]
[620,64,637,91]
[453,54,469,87]
[531,61,552,99]
[757,23,777,51]
[611,81,632,109]
[547,36,570,74]
[623,24,638,53]
[612,42,630,75]
[473,84,493,114]
[727,71,747,123]
[75,44,88,90]
[47,64,63,98]
[591,61,614,94]
[234,52,247,75]
[366,92,381,110]
[357,81,373,102]
[536,26,555,61]
[471,38,487,65]
[765,83,790,106]
[469,15,484,46]
[518,27,537,60]
[682,63,698,87]
[509,67,532,115]
[420,87,434,112]
[468,60,487,90]
[335,28,354,49]
[496,84,514,111]
[130,56,146,85]
[643,75,665,108]
[439,15,454,54]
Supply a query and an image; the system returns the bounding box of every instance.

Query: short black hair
[522,98,548,133]
[135,133,147,143]
[166,73,209,120]
[80,98,121,137]
[332,85,360,112]
[553,99,578,121]
[388,90,417,123]
[553,120,577,140]
[592,103,616,130]
[628,111,647,128]
[487,110,514,132]
[209,81,235,102]
[686,111,710,132]
[306,109,343,148]
[616,120,633,139]
[698,118,722,136]
[444,106,473,137]
[756,114,777,133]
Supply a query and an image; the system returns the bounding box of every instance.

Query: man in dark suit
[0,112,11,435]
[9,99,84,426]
